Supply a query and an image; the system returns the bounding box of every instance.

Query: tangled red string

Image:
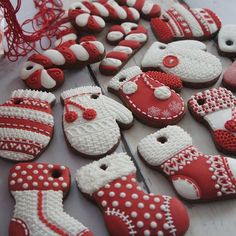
[0,0,65,61]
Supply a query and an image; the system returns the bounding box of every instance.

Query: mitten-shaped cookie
[141,41,222,88]
[151,3,221,43]
[76,153,190,236]
[100,22,148,75]
[108,66,185,127]
[0,89,55,162]
[138,125,236,201]
[218,24,236,58]
[9,163,93,236]
[115,0,161,20]
[188,87,236,155]
[223,61,236,92]
[61,86,133,158]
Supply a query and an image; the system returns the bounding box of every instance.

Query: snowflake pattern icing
[162,110,171,117]
[168,101,182,113]
[147,106,161,117]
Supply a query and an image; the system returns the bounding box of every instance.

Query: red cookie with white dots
[9,162,93,236]
[108,66,185,127]
[188,87,236,155]
[138,125,236,202]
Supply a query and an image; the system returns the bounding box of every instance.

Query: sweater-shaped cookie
[9,163,93,236]
[141,40,222,88]
[188,87,236,155]
[0,89,55,162]
[61,86,133,158]
[76,153,190,236]
[108,66,185,127]
[151,3,221,43]
[138,125,236,201]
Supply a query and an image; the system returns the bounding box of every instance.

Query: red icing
[214,130,236,153]
[163,55,179,68]
[65,111,78,123]
[25,70,44,90]
[119,40,140,49]
[225,119,236,132]
[9,218,29,236]
[223,62,236,90]
[106,51,129,61]
[29,54,54,68]
[83,109,97,120]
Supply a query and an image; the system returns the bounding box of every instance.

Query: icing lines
[11,218,30,236]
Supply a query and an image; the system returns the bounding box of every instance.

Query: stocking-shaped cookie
[151,3,221,43]
[141,40,222,88]
[223,61,236,92]
[0,89,55,161]
[9,163,93,236]
[188,87,236,155]
[76,153,190,236]
[108,66,185,127]
[138,125,236,201]
[61,86,133,158]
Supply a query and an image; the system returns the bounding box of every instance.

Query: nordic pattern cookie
[141,40,222,88]
[138,125,236,201]
[9,162,93,236]
[0,89,55,162]
[188,87,236,155]
[223,61,236,92]
[151,3,221,43]
[61,86,133,159]
[100,22,148,75]
[108,66,185,127]
[76,152,190,236]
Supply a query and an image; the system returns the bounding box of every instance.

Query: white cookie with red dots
[61,86,133,159]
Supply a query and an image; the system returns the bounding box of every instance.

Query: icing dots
[154,86,171,100]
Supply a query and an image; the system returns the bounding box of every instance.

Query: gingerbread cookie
[61,86,133,158]
[141,40,222,88]
[9,162,93,236]
[115,0,161,20]
[223,61,236,92]
[108,66,185,127]
[76,152,190,236]
[218,24,236,58]
[151,3,221,43]
[100,22,148,75]
[138,125,236,201]
[188,87,236,155]
[0,89,55,162]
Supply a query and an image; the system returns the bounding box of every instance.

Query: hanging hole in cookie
[26,65,33,70]
[162,16,170,22]
[157,136,167,144]
[100,164,108,170]
[159,45,166,50]
[51,169,62,178]
[119,77,126,82]
[226,40,233,46]
[13,98,23,104]
[131,26,138,31]
[197,98,206,105]
[75,5,81,9]
[90,94,99,99]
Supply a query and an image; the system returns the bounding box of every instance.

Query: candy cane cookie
[99,22,148,75]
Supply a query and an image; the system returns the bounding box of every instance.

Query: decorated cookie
[188,87,236,155]
[21,36,105,91]
[141,40,222,88]
[115,0,161,20]
[0,89,55,162]
[223,61,236,91]
[76,152,190,236]
[151,3,221,43]
[218,24,236,57]
[9,162,93,236]
[138,125,236,201]
[100,22,148,75]
[61,86,133,158]
[108,66,185,127]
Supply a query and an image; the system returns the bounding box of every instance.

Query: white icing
[218,25,236,53]
[142,1,153,14]
[54,33,77,47]
[76,13,90,27]
[121,22,138,34]
[0,151,34,161]
[101,58,122,67]
[93,2,109,17]
[41,70,57,89]
[69,44,89,61]
[122,81,138,94]
[76,153,136,195]
[20,62,44,80]
[113,46,133,54]
[127,0,136,7]
[42,49,65,66]
[125,33,147,42]
[129,7,140,21]
[154,86,171,100]
[107,31,124,42]
[93,15,106,28]
[69,2,90,12]
[170,40,207,51]
[108,1,127,19]
[226,158,236,179]
[86,41,105,54]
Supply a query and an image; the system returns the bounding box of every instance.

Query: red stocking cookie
[141,40,222,88]
[61,86,133,158]
[223,61,236,92]
[151,3,221,43]
[188,87,236,155]
[115,0,161,20]
[9,163,93,236]
[0,89,55,162]
[138,125,236,201]
[108,66,185,127]
[76,153,190,236]
[100,22,148,75]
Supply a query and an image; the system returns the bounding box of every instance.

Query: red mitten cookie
[115,0,161,20]
[0,90,55,162]
[188,87,236,155]
[9,163,93,236]
[61,86,133,158]
[76,153,190,236]
[108,66,185,127]
[138,125,236,201]
[218,24,236,58]
[151,3,221,43]
[100,22,148,75]
[141,40,222,88]
[223,61,236,92]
